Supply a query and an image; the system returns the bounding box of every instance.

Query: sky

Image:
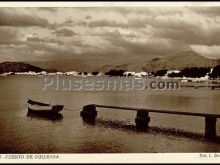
[1,6,220,71]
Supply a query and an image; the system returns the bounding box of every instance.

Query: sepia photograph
[0,1,220,163]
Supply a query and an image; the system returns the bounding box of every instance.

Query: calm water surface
[0,75,220,153]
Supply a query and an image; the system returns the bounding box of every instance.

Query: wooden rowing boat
[27,99,63,115]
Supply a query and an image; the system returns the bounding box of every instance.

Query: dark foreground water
[0,75,220,153]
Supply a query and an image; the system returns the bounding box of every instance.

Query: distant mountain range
[0,62,58,74]
[0,62,43,74]
[141,50,220,72]
[101,50,220,72]
[0,50,220,74]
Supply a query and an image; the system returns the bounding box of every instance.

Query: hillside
[102,50,220,72]
[140,50,219,72]
[0,62,44,74]
[1,50,219,75]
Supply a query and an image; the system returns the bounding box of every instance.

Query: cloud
[190,7,220,17]
[190,45,220,59]
[26,33,44,42]
[37,7,58,12]
[86,11,194,29]
[152,17,220,46]
[0,27,22,45]
[85,15,92,20]
[0,9,49,27]
[2,7,220,71]
[26,33,63,45]
[52,28,77,37]
[87,19,145,28]
[88,19,123,28]
[104,32,187,57]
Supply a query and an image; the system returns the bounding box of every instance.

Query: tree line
[104,65,220,78]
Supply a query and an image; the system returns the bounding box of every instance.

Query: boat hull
[27,99,64,120]
[28,105,63,114]
[27,99,64,113]
[52,105,64,112]
[28,108,57,115]
[27,109,63,120]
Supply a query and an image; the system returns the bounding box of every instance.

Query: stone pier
[80,105,97,124]
[135,111,150,131]
[205,116,217,140]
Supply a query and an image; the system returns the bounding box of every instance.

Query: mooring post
[80,105,97,123]
[205,116,217,140]
[135,110,150,131]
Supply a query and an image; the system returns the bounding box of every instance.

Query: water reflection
[27,111,63,121]
[96,119,220,144]
[76,139,123,153]
[1,76,220,152]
